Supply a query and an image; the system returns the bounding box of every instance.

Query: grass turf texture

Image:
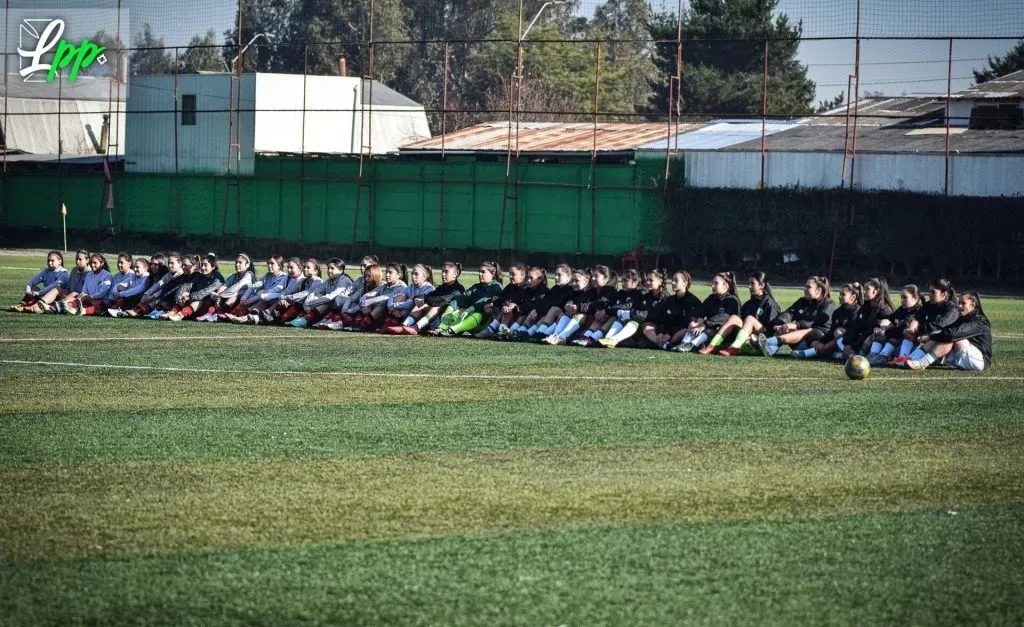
[2,253,1023,624]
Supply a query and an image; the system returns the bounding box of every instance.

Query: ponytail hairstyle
[364,264,383,290]
[361,255,380,269]
[480,260,501,284]
[648,268,668,296]
[529,265,548,285]
[810,275,832,303]
[672,270,692,293]
[266,254,285,274]
[235,253,254,280]
[508,262,527,284]
[901,284,921,309]
[442,261,462,282]
[47,250,65,267]
[621,269,641,289]
[592,264,611,287]
[385,262,407,285]
[571,267,591,289]
[167,251,183,266]
[305,258,322,278]
[715,270,738,296]
[962,290,985,318]
[553,263,573,284]
[89,253,110,273]
[204,252,219,273]
[930,278,956,304]
[74,249,90,266]
[841,281,864,306]
[326,258,347,281]
[749,270,774,301]
[412,263,434,286]
[866,277,894,311]
[184,254,201,272]
[135,257,150,271]
[286,256,302,275]
[606,269,620,290]
[116,253,132,265]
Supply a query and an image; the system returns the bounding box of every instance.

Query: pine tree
[973,40,1024,84]
[129,23,175,75]
[648,0,815,118]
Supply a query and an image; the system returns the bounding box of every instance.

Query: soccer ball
[844,354,870,380]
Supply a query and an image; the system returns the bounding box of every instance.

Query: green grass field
[1,252,1022,625]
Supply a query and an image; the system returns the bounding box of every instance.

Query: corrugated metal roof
[950,70,1024,100]
[1,97,126,155]
[639,121,798,150]
[401,121,700,152]
[722,124,1024,154]
[0,74,126,101]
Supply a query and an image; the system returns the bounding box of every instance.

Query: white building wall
[684,150,1024,197]
[949,155,1024,197]
[125,74,256,174]
[254,74,430,155]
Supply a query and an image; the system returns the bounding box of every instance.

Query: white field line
[1,359,1022,382]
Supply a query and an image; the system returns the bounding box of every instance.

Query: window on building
[968,103,1023,130]
[181,94,197,126]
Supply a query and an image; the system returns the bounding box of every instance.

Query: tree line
[100,0,1023,133]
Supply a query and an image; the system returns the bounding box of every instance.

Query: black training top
[650,291,703,329]
[495,281,528,308]
[774,297,837,334]
[577,285,618,315]
[701,293,742,328]
[915,299,959,334]
[424,281,466,308]
[608,287,642,314]
[740,293,781,329]
[631,290,667,322]
[821,302,860,343]
[930,310,992,367]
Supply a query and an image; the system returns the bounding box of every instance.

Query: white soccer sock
[415,316,431,330]
[552,315,572,336]
[558,317,581,340]
[691,332,709,348]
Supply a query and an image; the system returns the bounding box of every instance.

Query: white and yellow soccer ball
[845,354,871,380]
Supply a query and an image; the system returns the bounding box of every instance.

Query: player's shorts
[941,343,986,371]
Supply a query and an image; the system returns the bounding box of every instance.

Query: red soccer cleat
[717,347,740,357]
[698,345,717,356]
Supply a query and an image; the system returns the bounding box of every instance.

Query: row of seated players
[11,249,992,372]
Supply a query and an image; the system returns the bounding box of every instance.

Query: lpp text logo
[18,19,107,82]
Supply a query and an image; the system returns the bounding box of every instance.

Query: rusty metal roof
[401,121,702,153]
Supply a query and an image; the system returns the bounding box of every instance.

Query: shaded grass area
[2,386,1024,466]
[2,435,1022,559]
[3,505,1023,626]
